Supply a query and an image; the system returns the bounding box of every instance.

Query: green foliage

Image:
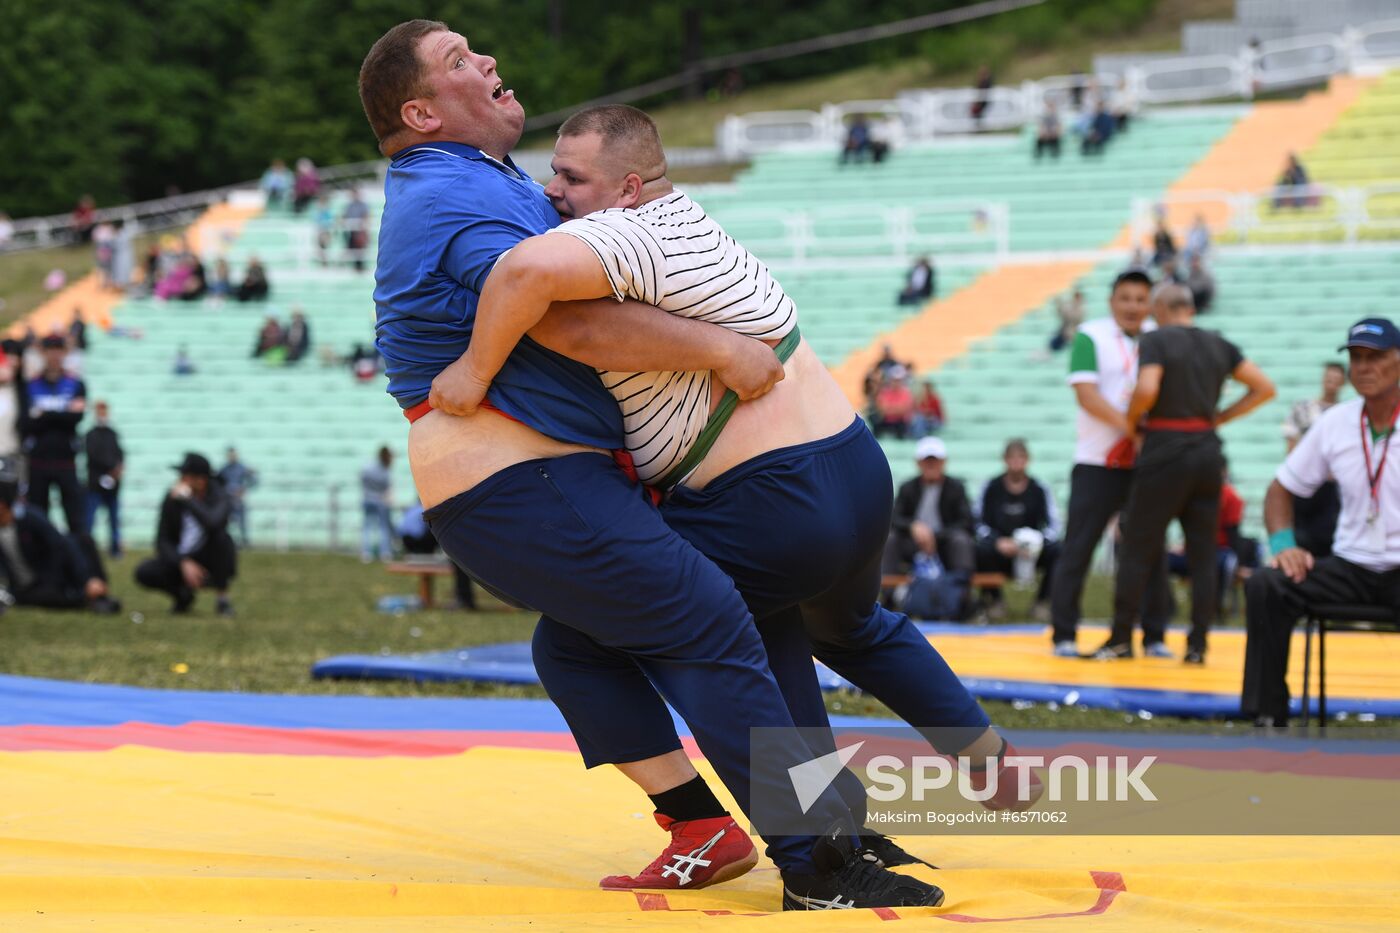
[0,0,1160,217]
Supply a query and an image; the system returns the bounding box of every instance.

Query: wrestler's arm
[430,235,608,415]
[529,298,762,372]
[1122,363,1162,440]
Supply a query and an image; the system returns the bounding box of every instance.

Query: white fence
[1131,180,1400,247]
[716,18,1400,159]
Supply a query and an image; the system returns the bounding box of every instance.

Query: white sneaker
[1052,640,1079,658]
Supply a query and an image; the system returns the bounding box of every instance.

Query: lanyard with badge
[1113,328,1138,407]
[1361,402,1400,548]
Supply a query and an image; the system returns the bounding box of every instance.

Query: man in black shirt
[975,439,1061,621]
[0,474,119,613]
[1095,284,1275,662]
[83,400,123,558]
[886,436,977,578]
[134,453,237,616]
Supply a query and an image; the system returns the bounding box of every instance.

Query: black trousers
[1034,136,1061,159]
[1050,464,1170,643]
[976,538,1060,602]
[13,532,107,610]
[1294,481,1341,558]
[29,466,86,535]
[135,532,238,601]
[1241,557,1400,722]
[1111,439,1224,652]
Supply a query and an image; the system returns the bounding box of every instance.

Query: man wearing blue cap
[1242,317,1400,725]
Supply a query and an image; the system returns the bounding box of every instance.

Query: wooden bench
[881,572,1008,591]
[385,560,456,609]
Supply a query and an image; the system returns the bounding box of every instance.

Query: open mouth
[491,81,505,100]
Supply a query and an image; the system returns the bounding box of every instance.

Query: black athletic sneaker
[172,587,195,614]
[781,828,944,910]
[216,596,235,618]
[1089,641,1133,660]
[1183,649,1205,665]
[859,832,937,869]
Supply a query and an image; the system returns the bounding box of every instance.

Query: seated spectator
[883,436,976,618]
[252,317,284,359]
[974,439,1060,622]
[872,366,915,439]
[176,257,208,302]
[135,453,236,615]
[237,257,270,302]
[1183,213,1211,265]
[0,474,120,613]
[1186,256,1216,313]
[896,256,935,305]
[1080,102,1116,155]
[260,158,292,209]
[208,258,232,300]
[1150,217,1177,268]
[349,343,381,382]
[173,345,196,376]
[312,193,336,266]
[911,378,945,436]
[1033,101,1061,160]
[154,255,198,301]
[285,310,311,364]
[398,503,476,610]
[969,65,993,126]
[1159,258,1186,286]
[1049,288,1086,352]
[1273,152,1316,210]
[840,115,873,165]
[1167,462,1259,616]
[292,158,320,213]
[342,188,371,272]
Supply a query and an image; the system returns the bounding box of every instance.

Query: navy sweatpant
[532,421,991,829]
[426,452,854,873]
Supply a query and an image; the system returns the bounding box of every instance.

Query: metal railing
[715,18,1400,159]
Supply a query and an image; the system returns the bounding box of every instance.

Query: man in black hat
[23,334,86,533]
[1243,317,1400,725]
[0,471,120,613]
[134,452,237,615]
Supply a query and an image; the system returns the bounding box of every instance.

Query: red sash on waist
[403,399,521,425]
[1144,417,1214,433]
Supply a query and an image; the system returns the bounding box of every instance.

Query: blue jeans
[85,488,121,555]
[361,502,394,560]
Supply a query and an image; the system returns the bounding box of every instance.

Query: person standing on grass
[360,445,395,563]
[135,453,236,616]
[24,334,87,534]
[218,448,257,548]
[83,400,123,558]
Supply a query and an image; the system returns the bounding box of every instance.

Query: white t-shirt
[1066,316,1156,467]
[1277,398,1400,573]
[550,191,797,484]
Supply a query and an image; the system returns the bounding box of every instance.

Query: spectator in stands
[360,445,395,563]
[0,473,120,613]
[969,65,993,127]
[175,256,208,302]
[349,343,381,382]
[896,256,936,305]
[872,366,915,439]
[218,448,257,548]
[285,310,311,364]
[292,158,321,213]
[1049,288,1086,353]
[1094,283,1274,663]
[398,502,476,610]
[208,258,232,300]
[71,195,96,243]
[83,400,123,559]
[1069,70,1087,110]
[884,436,977,609]
[237,257,270,302]
[93,220,115,287]
[106,219,134,293]
[1273,152,1315,209]
[1033,101,1062,160]
[251,318,283,360]
[342,188,371,272]
[840,115,874,165]
[23,334,86,534]
[1282,361,1347,558]
[0,211,13,248]
[1080,101,1116,155]
[1150,216,1177,269]
[173,345,196,376]
[68,310,87,352]
[139,242,162,297]
[260,159,292,209]
[975,439,1061,622]
[1243,317,1400,726]
[313,192,336,266]
[1124,247,1151,276]
[911,378,945,436]
[1183,214,1211,265]
[1186,255,1215,313]
[135,453,236,615]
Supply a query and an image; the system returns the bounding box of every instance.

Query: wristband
[1268,528,1297,556]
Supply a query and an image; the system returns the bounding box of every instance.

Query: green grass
[0,548,1261,731]
[0,243,100,328]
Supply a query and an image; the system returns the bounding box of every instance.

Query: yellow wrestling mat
[922,624,1400,707]
[5,743,1399,931]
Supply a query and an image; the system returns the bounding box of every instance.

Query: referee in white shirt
[1242,317,1400,725]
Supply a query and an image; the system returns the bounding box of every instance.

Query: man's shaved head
[558,104,666,181]
[1151,281,1195,324]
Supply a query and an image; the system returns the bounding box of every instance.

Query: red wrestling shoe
[600,814,758,890]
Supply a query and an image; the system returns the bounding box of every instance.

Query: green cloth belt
[653,325,802,492]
